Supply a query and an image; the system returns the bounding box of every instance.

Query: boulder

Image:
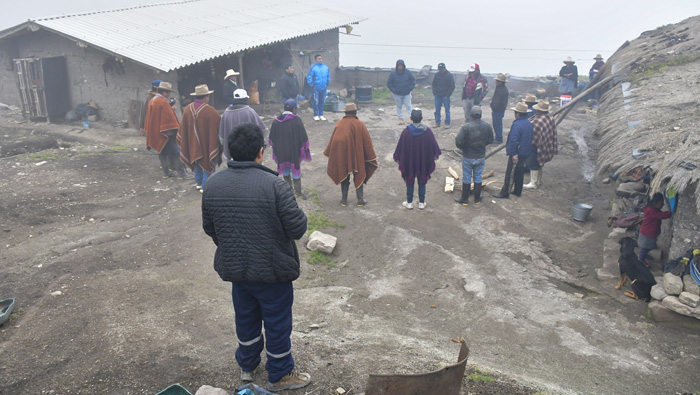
[307,231,337,254]
[663,272,683,295]
[661,296,700,319]
[647,300,700,323]
[683,276,700,296]
[596,238,621,280]
[616,182,641,198]
[195,385,228,395]
[679,291,700,308]
[650,284,668,301]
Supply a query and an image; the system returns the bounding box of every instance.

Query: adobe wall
[0,30,178,122]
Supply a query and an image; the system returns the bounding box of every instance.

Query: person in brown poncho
[145,81,190,179]
[177,84,222,192]
[323,103,378,207]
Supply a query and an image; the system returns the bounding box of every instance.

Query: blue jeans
[492,111,504,143]
[232,282,295,383]
[434,96,451,126]
[392,93,412,119]
[462,157,486,184]
[406,180,426,203]
[282,167,300,180]
[194,161,211,187]
[311,89,327,116]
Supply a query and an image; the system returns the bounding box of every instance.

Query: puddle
[571,127,596,182]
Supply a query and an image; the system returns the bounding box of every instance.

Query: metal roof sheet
[27,0,365,71]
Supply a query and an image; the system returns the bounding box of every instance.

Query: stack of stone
[649,272,700,320]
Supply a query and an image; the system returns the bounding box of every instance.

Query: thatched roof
[594,15,700,213]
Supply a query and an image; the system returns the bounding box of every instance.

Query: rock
[679,291,700,308]
[650,284,668,301]
[615,182,639,198]
[662,296,700,319]
[602,178,610,184]
[608,227,633,243]
[336,387,347,394]
[307,231,337,254]
[50,291,62,296]
[195,385,228,395]
[309,324,320,329]
[648,300,700,323]
[683,276,700,295]
[597,238,622,280]
[663,273,683,295]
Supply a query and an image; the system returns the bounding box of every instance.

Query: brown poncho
[145,95,179,153]
[323,114,378,189]
[177,102,222,173]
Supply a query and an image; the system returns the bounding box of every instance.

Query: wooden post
[238,55,244,89]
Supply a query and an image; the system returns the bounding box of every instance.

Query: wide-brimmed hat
[524,93,537,103]
[511,102,529,113]
[224,69,240,80]
[157,81,174,91]
[233,89,249,99]
[495,73,508,82]
[342,102,358,112]
[190,84,214,96]
[533,100,551,112]
[563,56,575,64]
[594,54,603,60]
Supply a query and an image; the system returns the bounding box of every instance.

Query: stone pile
[648,272,700,320]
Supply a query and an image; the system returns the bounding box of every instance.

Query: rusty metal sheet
[365,338,470,395]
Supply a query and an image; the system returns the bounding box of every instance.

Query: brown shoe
[398,119,405,125]
[267,371,311,391]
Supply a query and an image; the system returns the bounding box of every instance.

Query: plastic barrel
[572,203,593,222]
[356,85,373,103]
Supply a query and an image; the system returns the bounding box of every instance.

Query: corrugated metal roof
[25,0,365,72]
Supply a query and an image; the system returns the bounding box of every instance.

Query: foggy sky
[3,0,699,76]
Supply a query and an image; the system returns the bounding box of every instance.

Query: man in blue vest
[307,54,330,121]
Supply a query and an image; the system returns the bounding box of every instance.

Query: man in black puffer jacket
[202,122,311,391]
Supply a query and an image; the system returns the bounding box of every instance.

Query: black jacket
[490,85,509,112]
[222,79,239,106]
[202,160,307,283]
[279,72,300,100]
[387,60,416,96]
[455,119,494,159]
[432,70,455,97]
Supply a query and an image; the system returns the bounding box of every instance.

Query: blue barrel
[356,85,373,103]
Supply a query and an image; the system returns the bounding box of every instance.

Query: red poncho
[177,102,222,173]
[323,115,378,188]
[145,95,179,153]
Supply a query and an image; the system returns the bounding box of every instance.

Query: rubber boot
[524,169,540,190]
[293,177,306,199]
[171,157,192,179]
[537,165,543,187]
[453,183,471,206]
[356,185,367,207]
[340,179,350,207]
[160,156,174,178]
[473,182,483,204]
[283,175,293,190]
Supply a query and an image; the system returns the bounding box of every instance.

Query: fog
[2,0,698,76]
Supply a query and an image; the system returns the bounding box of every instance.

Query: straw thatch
[594,16,700,213]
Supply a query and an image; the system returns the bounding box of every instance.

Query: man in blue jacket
[493,102,533,199]
[387,59,415,125]
[202,123,311,391]
[307,54,330,121]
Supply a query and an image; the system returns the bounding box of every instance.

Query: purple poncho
[393,124,441,185]
[268,113,311,177]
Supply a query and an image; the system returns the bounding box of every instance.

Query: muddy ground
[1,97,699,395]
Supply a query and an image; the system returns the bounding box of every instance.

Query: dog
[615,237,656,302]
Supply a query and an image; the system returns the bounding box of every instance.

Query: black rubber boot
[473,182,482,205]
[453,183,471,206]
[356,185,367,207]
[160,156,175,178]
[292,177,306,199]
[171,158,192,179]
[340,178,350,206]
[283,175,293,189]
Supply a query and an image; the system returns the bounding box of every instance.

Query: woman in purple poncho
[393,109,441,210]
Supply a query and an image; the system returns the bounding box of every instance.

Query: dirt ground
[1,96,699,395]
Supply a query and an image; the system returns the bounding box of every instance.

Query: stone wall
[0,29,178,122]
[669,185,700,259]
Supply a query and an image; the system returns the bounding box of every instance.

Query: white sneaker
[319,115,327,121]
[418,202,427,210]
[402,201,413,210]
[313,116,320,121]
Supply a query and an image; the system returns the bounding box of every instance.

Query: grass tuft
[306,211,344,235]
[632,54,700,79]
[24,152,59,161]
[467,369,495,384]
[307,250,332,266]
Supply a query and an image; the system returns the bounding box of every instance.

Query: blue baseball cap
[283,99,297,111]
[151,79,162,87]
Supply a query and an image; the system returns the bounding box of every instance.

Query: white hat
[233,89,249,99]
[224,69,240,80]
[468,64,476,72]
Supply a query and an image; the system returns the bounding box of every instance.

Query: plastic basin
[0,298,15,326]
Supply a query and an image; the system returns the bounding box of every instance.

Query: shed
[0,0,365,124]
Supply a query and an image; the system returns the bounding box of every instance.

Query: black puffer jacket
[455,119,494,159]
[202,160,307,283]
[431,70,455,97]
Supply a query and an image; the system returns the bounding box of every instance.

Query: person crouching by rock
[492,102,532,199]
[323,103,378,207]
[638,192,672,265]
[269,99,311,198]
[454,106,494,206]
[393,109,442,210]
